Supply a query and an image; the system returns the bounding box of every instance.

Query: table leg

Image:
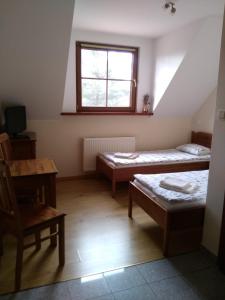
[45,174,57,246]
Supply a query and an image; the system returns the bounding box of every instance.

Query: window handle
[133,79,137,88]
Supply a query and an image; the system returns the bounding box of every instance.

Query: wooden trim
[81,77,133,82]
[78,41,138,52]
[56,172,97,182]
[77,107,136,112]
[132,47,138,112]
[61,112,153,116]
[76,42,82,111]
[191,131,212,148]
[76,41,138,113]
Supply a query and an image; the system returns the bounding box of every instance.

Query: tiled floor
[1,249,225,300]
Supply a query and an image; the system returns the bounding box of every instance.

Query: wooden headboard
[191,131,212,148]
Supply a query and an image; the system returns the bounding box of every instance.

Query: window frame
[76,41,138,113]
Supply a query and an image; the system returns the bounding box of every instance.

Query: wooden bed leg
[163,230,169,257]
[163,214,170,257]
[112,179,116,198]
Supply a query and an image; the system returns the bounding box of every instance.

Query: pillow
[176,143,211,156]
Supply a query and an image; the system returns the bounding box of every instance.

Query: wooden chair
[0,132,13,160]
[0,132,43,203]
[0,160,66,291]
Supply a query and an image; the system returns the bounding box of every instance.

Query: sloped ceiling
[74,0,225,37]
[0,0,75,120]
[153,20,202,110]
[0,1,223,120]
[154,16,223,116]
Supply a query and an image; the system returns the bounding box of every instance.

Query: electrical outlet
[217,109,225,120]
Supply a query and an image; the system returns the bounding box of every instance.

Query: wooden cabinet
[10,132,36,160]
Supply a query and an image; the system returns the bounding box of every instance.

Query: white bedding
[134,170,208,203]
[100,149,210,167]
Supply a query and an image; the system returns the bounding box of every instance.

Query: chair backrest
[0,160,22,236]
[0,133,13,160]
[0,133,13,161]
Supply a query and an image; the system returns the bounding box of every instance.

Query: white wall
[57,28,193,177]
[203,12,225,254]
[63,29,154,113]
[28,116,192,177]
[0,0,75,120]
[192,89,217,133]
[153,20,201,110]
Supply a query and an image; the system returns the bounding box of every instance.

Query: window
[76,41,138,113]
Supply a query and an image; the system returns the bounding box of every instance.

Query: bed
[96,131,212,197]
[129,170,208,256]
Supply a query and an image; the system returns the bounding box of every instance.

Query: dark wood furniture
[0,160,65,291]
[0,131,36,160]
[10,158,58,208]
[0,132,13,160]
[0,133,55,204]
[96,131,212,197]
[10,132,36,160]
[129,181,205,257]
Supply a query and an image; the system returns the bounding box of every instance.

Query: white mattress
[100,149,210,168]
[134,170,208,203]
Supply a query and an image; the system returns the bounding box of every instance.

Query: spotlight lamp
[164,1,176,15]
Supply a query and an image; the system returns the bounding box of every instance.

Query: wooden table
[9,158,58,208]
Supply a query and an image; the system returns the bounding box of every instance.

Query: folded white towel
[160,176,198,194]
[160,176,191,190]
[114,152,139,159]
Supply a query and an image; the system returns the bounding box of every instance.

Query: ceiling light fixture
[164,1,176,15]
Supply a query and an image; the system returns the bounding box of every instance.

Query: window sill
[61,112,153,116]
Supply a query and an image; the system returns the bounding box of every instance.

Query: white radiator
[83,137,136,171]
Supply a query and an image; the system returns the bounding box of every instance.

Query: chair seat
[19,204,65,230]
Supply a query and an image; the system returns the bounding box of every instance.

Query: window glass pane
[82,79,106,107]
[81,49,107,78]
[108,81,131,107]
[108,51,133,80]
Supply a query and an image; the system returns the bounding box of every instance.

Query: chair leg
[15,239,24,291]
[35,231,41,251]
[128,190,133,219]
[58,217,65,265]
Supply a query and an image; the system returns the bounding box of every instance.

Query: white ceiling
[74,0,225,37]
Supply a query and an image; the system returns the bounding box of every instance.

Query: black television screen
[4,106,27,136]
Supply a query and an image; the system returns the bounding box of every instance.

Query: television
[4,106,27,137]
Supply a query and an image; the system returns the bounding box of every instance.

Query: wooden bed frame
[96,131,212,197]
[129,181,205,256]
